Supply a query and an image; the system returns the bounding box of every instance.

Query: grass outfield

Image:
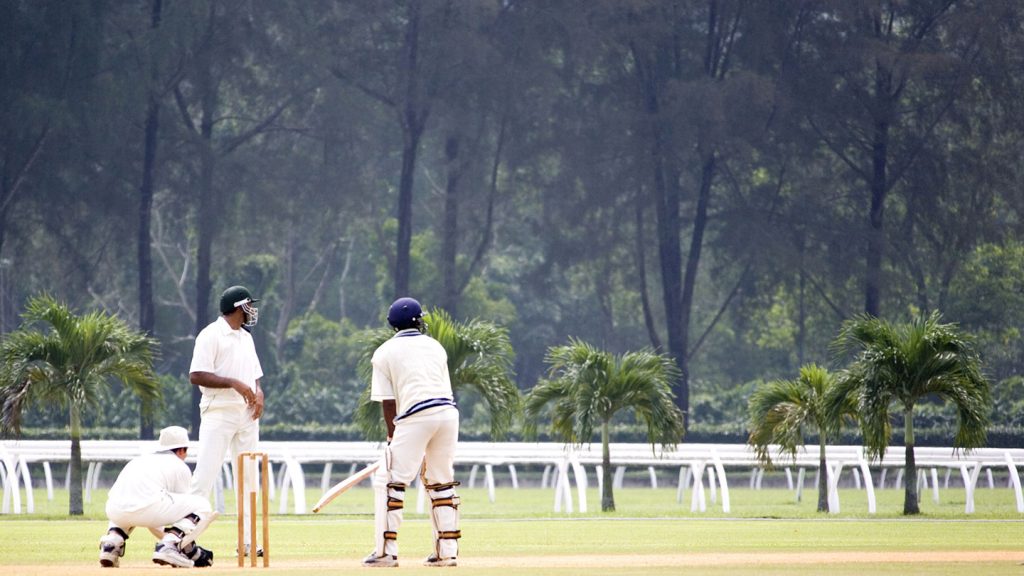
[2,485,1022,574]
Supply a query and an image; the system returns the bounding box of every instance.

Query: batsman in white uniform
[363,297,461,568]
[98,426,216,568]
[187,285,265,557]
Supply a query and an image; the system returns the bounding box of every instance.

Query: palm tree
[747,364,857,512]
[524,339,685,512]
[828,311,991,515]
[0,295,160,515]
[356,309,520,440]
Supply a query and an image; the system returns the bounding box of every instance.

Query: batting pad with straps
[425,481,461,560]
[376,482,406,556]
[164,513,200,542]
[179,511,219,549]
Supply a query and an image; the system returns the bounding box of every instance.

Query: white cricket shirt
[189,316,264,409]
[370,329,455,418]
[107,451,191,512]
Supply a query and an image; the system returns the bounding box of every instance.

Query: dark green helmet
[219,285,260,327]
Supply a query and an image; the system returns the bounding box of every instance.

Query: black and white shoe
[362,552,399,568]
[98,533,125,568]
[152,542,194,568]
[423,554,457,567]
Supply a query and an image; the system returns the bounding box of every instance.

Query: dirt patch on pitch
[466,550,1024,567]
[8,551,1024,574]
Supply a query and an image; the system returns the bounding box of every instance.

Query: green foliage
[525,339,685,447]
[948,242,1024,381]
[748,364,851,465]
[747,364,857,512]
[828,311,993,515]
[690,380,756,433]
[266,313,368,428]
[0,295,161,436]
[830,312,992,457]
[0,294,160,514]
[4,1,1024,455]
[524,338,685,510]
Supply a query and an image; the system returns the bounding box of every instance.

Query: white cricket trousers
[189,402,259,544]
[373,407,459,557]
[107,491,212,533]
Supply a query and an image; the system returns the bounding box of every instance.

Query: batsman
[363,297,461,568]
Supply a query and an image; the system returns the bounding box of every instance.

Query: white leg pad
[427,482,461,560]
[179,511,219,549]
[375,482,405,557]
[166,514,197,541]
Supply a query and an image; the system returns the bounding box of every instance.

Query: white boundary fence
[2,440,1021,516]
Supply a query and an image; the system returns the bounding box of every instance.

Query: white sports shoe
[98,533,125,568]
[152,542,194,568]
[423,554,457,567]
[362,551,399,568]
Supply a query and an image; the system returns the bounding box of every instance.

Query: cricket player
[363,297,461,568]
[188,285,265,558]
[98,426,216,568]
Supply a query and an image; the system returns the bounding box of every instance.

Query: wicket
[236,451,270,568]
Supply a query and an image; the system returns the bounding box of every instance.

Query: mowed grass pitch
[2,484,1022,575]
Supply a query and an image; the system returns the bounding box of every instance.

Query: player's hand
[233,380,256,405]
[251,386,265,420]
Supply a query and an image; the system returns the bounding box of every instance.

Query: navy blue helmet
[387,297,423,330]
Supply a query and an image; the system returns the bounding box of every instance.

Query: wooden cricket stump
[237,451,270,567]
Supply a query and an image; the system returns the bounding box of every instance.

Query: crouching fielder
[363,297,461,568]
[99,426,216,568]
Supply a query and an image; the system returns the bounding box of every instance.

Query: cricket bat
[312,460,382,513]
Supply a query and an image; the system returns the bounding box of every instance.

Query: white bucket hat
[157,426,190,451]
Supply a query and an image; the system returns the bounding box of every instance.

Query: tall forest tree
[792,1,998,317]
[0,2,97,331]
[172,1,309,430]
[618,1,768,428]
[328,1,460,300]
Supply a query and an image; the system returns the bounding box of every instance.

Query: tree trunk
[865,67,891,318]
[676,155,716,428]
[69,405,84,515]
[394,2,427,299]
[191,33,219,434]
[817,439,829,512]
[441,134,460,315]
[394,128,420,299]
[0,126,50,332]
[903,408,920,515]
[601,421,615,512]
[648,88,686,428]
[797,232,807,367]
[635,189,661,351]
[273,227,296,362]
[137,0,163,441]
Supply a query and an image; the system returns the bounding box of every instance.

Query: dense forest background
[4,0,1024,443]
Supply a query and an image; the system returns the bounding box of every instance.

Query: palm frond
[831,311,992,460]
[525,340,683,449]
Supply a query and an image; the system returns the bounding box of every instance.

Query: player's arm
[189,371,256,405]
[382,399,397,441]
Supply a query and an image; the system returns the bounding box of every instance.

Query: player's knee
[425,481,460,505]
[386,482,406,510]
[166,514,199,539]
